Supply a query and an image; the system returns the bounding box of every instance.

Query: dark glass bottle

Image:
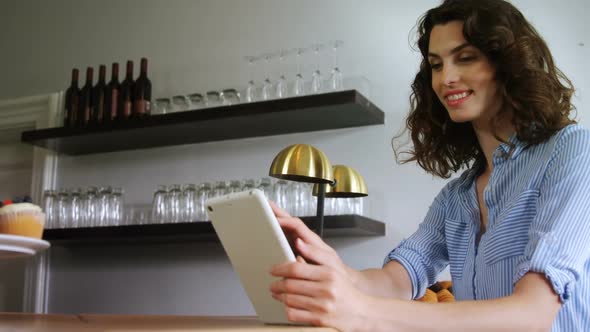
[92,64,107,125]
[133,58,152,118]
[64,69,79,127]
[77,67,94,127]
[104,63,120,124]
[118,60,134,120]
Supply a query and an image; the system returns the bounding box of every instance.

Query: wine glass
[329,40,344,91]
[310,43,325,94]
[261,52,275,100]
[293,48,307,96]
[275,50,289,99]
[243,55,259,102]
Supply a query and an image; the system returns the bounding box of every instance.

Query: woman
[269,0,590,331]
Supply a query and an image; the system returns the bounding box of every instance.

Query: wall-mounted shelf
[21,90,385,155]
[43,214,385,245]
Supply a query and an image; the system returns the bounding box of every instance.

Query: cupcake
[0,202,45,239]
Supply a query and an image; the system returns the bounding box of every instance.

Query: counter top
[0,313,337,331]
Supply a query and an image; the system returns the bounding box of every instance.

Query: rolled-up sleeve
[515,130,590,303]
[384,188,450,299]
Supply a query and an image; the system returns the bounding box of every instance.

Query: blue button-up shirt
[385,124,590,331]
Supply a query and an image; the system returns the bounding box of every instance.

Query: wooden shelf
[43,215,385,245]
[21,90,384,155]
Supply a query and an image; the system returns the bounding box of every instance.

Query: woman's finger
[295,238,339,267]
[269,200,291,218]
[283,306,324,326]
[270,277,327,298]
[276,216,330,250]
[274,293,327,314]
[270,261,330,282]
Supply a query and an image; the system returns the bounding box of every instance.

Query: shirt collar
[497,132,527,160]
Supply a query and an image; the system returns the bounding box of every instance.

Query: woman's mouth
[445,91,472,106]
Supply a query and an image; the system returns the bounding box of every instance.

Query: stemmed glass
[243,55,259,102]
[261,53,275,100]
[293,48,307,96]
[310,44,325,94]
[275,50,289,99]
[329,40,344,91]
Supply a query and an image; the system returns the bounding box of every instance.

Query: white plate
[0,234,50,259]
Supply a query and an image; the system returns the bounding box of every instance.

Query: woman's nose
[442,65,459,86]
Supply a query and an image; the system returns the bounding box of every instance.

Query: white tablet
[206,189,297,325]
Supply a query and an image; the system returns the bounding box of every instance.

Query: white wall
[0,0,587,315]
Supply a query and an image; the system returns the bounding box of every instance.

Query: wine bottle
[119,60,134,120]
[64,68,79,127]
[104,63,120,124]
[133,57,152,118]
[92,64,107,125]
[77,67,94,127]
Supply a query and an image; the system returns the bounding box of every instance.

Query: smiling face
[428,21,501,128]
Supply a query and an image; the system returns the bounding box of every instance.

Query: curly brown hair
[394,0,575,178]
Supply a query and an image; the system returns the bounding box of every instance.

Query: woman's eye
[458,56,475,62]
[430,63,442,70]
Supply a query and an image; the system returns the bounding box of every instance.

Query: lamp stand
[316,183,326,238]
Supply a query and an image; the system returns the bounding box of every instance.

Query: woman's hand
[268,201,356,281]
[268,202,371,331]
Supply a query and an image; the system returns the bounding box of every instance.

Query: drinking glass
[353,197,364,215]
[97,186,112,226]
[328,40,344,91]
[182,184,197,222]
[83,186,98,227]
[172,95,191,112]
[293,48,307,96]
[167,184,182,223]
[256,177,272,198]
[275,50,289,99]
[110,187,124,225]
[188,93,205,109]
[227,180,242,194]
[212,181,228,197]
[242,179,256,192]
[196,182,212,221]
[56,189,70,228]
[42,190,57,229]
[272,180,289,213]
[151,185,167,223]
[244,55,259,102]
[221,89,240,106]
[310,44,325,94]
[291,182,308,217]
[154,98,173,115]
[205,91,222,108]
[69,188,82,227]
[261,53,275,100]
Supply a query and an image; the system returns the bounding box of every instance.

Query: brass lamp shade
[269,144,334,183]
[313,165,368,197]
